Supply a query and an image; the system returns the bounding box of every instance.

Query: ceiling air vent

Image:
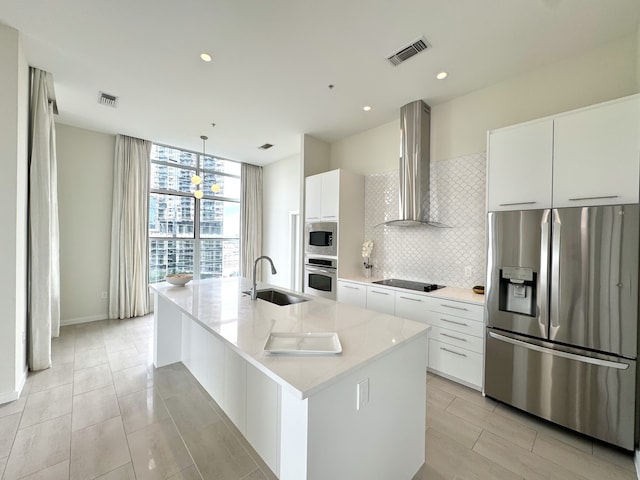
[387,37,431,66]
[258,143,274,150]
[98,91,118,108]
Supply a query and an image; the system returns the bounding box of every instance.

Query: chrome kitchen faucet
[251,256,277,300]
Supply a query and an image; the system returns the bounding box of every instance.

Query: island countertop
[150,277,429,399]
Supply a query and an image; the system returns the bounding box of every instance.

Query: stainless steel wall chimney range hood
[383,100,448,227]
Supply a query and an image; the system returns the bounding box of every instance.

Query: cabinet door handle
[322,215,337,219]
[498,201,536,207]
[399,296,422,302]
[440,318,468,327]
[440,347,467,357]
[370,290,390,296]
[441,304,468,312]
[568,195,619,202]
[440,332,467,342]
[342,285,359,290]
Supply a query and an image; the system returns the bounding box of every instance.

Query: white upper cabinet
[305,169,340,221]
[487,119,553,211]
[319,169,339,221]
[304,174,322,221]
[487,94,640,211]
[553,96,640,207]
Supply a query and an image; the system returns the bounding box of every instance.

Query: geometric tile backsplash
[363,152,487,288]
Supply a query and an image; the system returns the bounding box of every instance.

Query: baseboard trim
[635,449,640,480]
[17,364,28,396]
[0,366,28,404]
[60,314,108,326]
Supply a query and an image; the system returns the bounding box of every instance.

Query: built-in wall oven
[304,222,337,256]
[304,257,337,299]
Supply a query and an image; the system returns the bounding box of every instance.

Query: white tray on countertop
[264,332,342,355]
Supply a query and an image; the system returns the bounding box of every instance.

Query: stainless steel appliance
[485,205,639,450]
[372,278,444,292]
[304,257,337,299]
[304,222,337,256]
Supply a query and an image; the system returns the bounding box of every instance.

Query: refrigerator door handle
[539,210,551,337]
[550,210,561,333]
[488,332,630,370]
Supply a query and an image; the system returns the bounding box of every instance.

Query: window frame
[149,142,241,282]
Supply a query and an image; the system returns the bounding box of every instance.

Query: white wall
[431,33,638,163]
[262,154,300,289]
[301,134,330,177]
[637,24,640,91]
[331,32,639,172]
[15,32,28,394]
[56,124,115,325]
[0,24,28,402]
[330,121,399,176]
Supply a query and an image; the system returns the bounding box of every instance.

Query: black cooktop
[372,278,445,293]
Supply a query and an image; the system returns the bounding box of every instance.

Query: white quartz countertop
[150,277,429,399]
[339,275,485,305]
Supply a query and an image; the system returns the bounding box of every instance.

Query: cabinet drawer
[425,297,483,322]
[429,326,483,354]
[394,291,428,322]
[426,311,484,337]
[366,286,395,315]
[428,339,482,389]
[337,281,366,308]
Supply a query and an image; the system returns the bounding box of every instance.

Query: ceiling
[1,0,639,165]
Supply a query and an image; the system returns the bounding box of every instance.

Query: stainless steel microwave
[304,222,337,256]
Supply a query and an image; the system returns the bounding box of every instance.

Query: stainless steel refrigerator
[484,205,639,450]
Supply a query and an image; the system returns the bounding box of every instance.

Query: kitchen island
[150,277,429,480]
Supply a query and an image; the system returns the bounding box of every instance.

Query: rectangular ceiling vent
[387,37,431,66]
[98,91,118,108]
[258,143,274,150]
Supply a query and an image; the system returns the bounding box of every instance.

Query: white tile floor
[0,314,637,479]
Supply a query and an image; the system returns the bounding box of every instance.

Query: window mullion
[193,156,202,280]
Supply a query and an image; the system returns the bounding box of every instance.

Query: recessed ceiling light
[436,71,448,80]
[200,53,212,62]
[363,105,372,111]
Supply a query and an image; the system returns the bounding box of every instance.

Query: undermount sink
[243,289,308,306]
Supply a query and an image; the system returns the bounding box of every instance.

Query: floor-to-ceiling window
[148,143,241,283]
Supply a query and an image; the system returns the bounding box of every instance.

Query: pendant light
[191,135,208,199]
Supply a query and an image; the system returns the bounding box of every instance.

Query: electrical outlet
[356,378,369,411]
[101,291,108,299]
[464,266,472,278]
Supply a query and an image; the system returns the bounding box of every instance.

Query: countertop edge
[338,276,485,305]
[149,281,431,400]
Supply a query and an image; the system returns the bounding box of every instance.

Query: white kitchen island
[150,277,429,480]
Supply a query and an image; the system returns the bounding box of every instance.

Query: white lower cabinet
[223,347,247,433]
[429,325,484,353]
[423,298,484,389]
[366,286,395,314]
[180,312,280,477]
[428,339,483,388]
[246,363,280,474]
[340,279,485,390]
[181,314,225,401]
[337,280,366,308]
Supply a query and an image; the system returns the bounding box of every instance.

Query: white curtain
[28,68,60,371]
[240,163,263,278]
[109,135,151,319]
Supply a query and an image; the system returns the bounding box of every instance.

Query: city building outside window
[148,144,241,283]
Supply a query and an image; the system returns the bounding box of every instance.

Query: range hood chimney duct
[383,100,447,227]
